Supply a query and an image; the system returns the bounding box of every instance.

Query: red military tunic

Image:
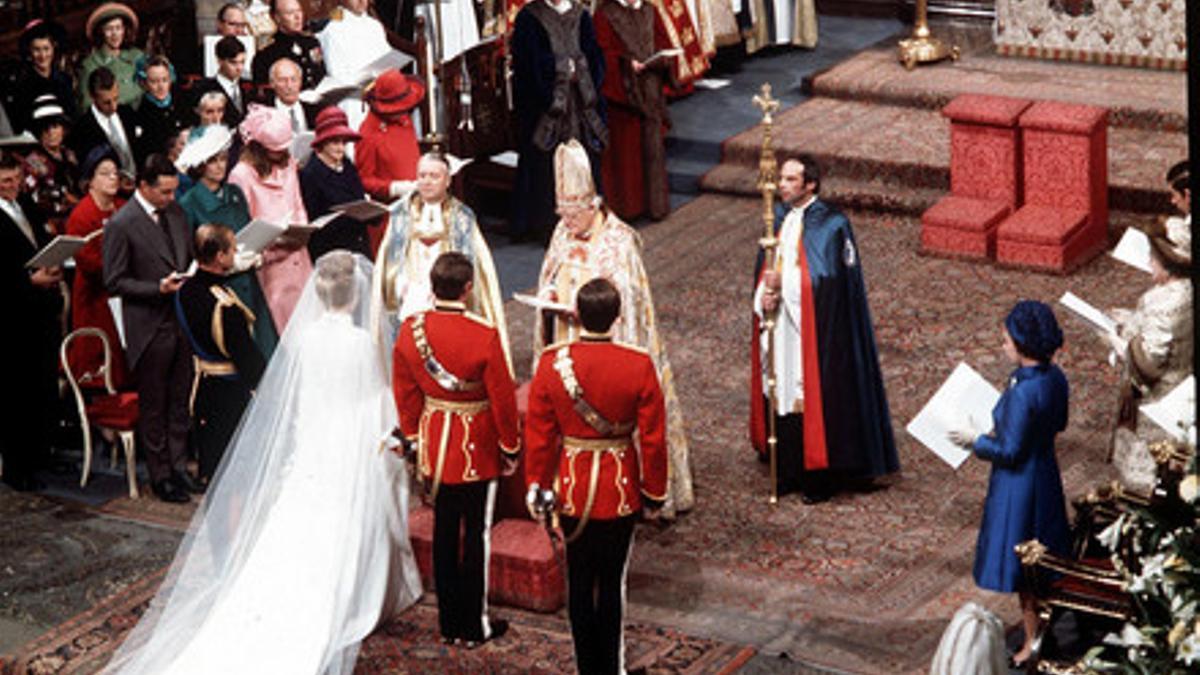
[393,302,519,491]
[525,335,668,521]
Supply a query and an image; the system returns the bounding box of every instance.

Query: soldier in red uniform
[524,277,667,675]
[392,251,519,647]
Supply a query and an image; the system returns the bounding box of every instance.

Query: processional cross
[752,83,781,505]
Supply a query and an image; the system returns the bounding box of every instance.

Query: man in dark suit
[69,67,140,179]
[0,151,63,491]
[262,57,319,133]
[103,154,199,503]
[192,35,254,128]
[251,0,326,90]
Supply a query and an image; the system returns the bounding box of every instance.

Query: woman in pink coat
[228,104,312,332]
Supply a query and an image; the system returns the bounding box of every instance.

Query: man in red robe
[594,0,675,222]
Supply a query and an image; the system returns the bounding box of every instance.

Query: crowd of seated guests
[0,1,431,494]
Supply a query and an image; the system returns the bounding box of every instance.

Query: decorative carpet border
[996,44,1186,71]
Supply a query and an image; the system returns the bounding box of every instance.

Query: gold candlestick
[898,0,959,70]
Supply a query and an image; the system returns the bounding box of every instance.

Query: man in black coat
[192,35,254,128]
[175,225,267,484]
[103,154,198,503]
[251,0,326,90]
[0,151,62,491]
[68,67,140,179]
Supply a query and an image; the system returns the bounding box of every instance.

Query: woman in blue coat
[950,300,1071,668]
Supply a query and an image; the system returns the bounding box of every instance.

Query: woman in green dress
[177,124,279,359]
[78,3,145,111]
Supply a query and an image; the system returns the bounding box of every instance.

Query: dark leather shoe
[463,619,508,649]
[172,471,206,494]
[152,480,189,503]
[800,491,830,505]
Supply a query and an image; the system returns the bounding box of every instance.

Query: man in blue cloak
[750,154,899,503]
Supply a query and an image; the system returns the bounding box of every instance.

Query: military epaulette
[462,311,494,328]
[611,340,649,356]
[328,6,344,20]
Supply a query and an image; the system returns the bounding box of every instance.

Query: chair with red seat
[60,328,140,498]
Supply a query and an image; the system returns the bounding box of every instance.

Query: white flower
[1180,474,1198,503]
[1105,624,1152,647]
[1179,632,1199,665]
[1098,517,1124,551]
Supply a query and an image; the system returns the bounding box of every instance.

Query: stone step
[804,42,1187,132]
[698,97,1184,215]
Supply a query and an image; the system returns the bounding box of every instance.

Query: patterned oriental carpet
[1,26,1169,672]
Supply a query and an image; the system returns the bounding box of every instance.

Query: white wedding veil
[104,251,422,675]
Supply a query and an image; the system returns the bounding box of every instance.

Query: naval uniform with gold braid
[175,269,267,481]
[392,302,519,643]
[524,333,667,675]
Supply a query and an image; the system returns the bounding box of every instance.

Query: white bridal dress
[104,253,422,675]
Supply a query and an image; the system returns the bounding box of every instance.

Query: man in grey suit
[104,154,199,503]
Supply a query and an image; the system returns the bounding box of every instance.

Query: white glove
[232,250,262,273]
[389,180,416,198]
[947,429,976,450]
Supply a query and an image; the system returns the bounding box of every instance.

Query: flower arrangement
[1085,430,1199,673]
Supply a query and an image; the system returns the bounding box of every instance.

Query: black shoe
[152,479,189,503]
[2,473,45,492]
[172,471,206,494]
[464,619,508,649]
[800,491,830,505]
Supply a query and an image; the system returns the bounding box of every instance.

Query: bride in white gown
[104,251,423,675]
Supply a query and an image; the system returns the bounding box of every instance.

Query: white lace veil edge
[102,251,413,674]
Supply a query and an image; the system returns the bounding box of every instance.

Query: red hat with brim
[368,70,425,115]
[311,106,361,148]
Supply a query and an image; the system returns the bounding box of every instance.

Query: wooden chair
[1014,538,1131,673]
[60,328,140,498]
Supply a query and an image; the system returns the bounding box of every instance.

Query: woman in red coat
[65,145,129,389]
[354,69,424,256]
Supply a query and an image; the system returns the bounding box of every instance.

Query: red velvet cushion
[942,94,1032,127]
[922,195,1010,232]
[1019,101,1108,134]
[86,392,139,429]
[998,205,1089,245]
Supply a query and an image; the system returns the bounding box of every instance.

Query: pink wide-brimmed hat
[86,3,138,43]
[239,104,293,152]
[311,106,360,148]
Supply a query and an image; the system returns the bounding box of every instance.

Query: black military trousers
[192,376,252,481]
[562,514,637,675]
[433,479,496,641]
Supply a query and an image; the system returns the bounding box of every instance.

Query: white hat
[175,124,233,173]
[554,139,597,210]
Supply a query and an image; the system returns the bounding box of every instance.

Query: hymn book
[237,213,340,253]
[906,362,1000,469]
[331,199,392,222]
[1110,227,1152,273]
[513,293,572,314]
[1058,291,1117,335]
[1140,375,1196,442]
[643,48,683,66]
[26,229,103,268]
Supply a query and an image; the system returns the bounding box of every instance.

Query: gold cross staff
[752,82,781,505]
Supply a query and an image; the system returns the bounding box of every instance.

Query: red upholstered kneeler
[921,94,1031,258]
[921,195,1011,259]
[996,101,1109,273]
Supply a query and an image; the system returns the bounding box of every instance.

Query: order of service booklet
[906,362,1000,469]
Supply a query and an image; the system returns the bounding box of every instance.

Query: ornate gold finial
[752,83,780,125]
[897,0,959,70]
[1014,540,1047,566]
